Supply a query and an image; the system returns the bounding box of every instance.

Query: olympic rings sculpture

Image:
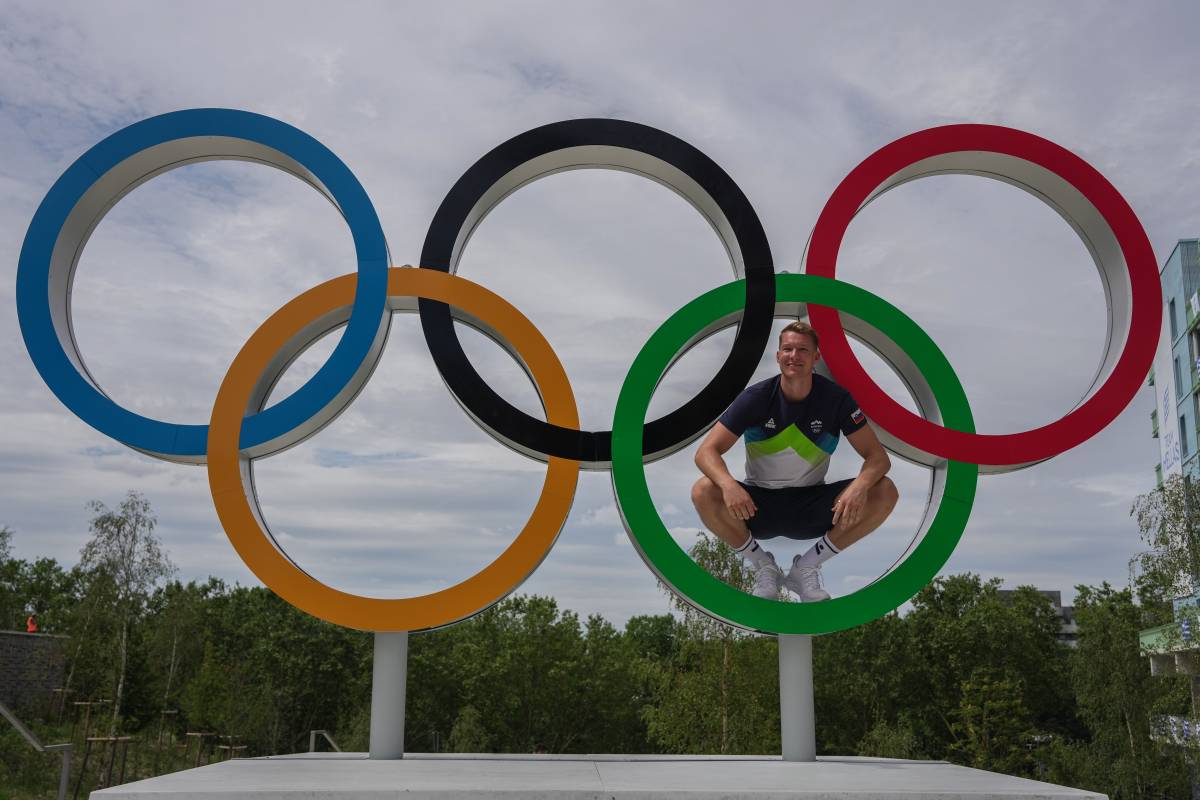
[16,110,1160,635]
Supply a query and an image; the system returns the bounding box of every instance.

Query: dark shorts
[740,478,855,540]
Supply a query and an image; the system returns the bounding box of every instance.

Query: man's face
[776,331,820,379]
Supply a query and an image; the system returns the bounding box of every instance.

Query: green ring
[611,274,978,635]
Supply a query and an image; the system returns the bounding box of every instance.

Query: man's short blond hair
[778,320,819,350]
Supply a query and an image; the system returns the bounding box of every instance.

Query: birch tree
[1131,473,1200,605]
[79,492,174,735]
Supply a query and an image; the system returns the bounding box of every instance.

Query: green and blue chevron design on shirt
[743,422,839,487]
[745,423,839,462]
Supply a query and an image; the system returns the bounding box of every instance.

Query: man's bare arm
[695,423,757,521]
[831,425,891,526]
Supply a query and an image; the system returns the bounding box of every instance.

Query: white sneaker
[751,555,784,600]
[784,560,831,602]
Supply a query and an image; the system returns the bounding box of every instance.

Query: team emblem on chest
[809,419,823,435]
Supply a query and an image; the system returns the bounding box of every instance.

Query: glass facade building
[1152,239,1200,483]
[1142,241,1200,756]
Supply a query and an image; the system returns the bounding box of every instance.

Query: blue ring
[16,109,389,458]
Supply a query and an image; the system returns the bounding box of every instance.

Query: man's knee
[691,476,721,510]
[874,477,899,513]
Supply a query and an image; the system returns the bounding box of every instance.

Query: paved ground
[92,752,1106,799]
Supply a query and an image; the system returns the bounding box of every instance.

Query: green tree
[856,716,923,759]
[405,622,471,753]
[904,576,1075,756]
[0,526,84,632]
[0,525,13,630]
[404,595,655,755]
[1131,474,1200,606]
[181,638,275,746]
[814,612,917,755]
[644,532,780,754]
[948,668,1034,774]
[448,705,491,752]
[625,614,677,662]
[0,554,81,632]
[144,579,218,714]
[645,632,779,754]
[1054,584,1190,799]
[171,586,355,752]
[668,532,754,626]
[466,595,589,752]
[576,614,649,752]
[78,492,174,735]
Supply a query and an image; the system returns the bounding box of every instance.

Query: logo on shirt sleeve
[851,408,865,425]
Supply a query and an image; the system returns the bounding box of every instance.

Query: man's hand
[832,481,869,527]
[723,482,757,522]
[836,424,891,529]
[696,423,756,524]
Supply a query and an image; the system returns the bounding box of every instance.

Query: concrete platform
[91,752,1106,799]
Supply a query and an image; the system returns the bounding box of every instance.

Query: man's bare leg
[786,477,899,601]
[690,476,752,549]
[827,477,899,550]
[691,477,784,599]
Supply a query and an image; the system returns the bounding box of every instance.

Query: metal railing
[0,699,72,800]
[309,729,342,753]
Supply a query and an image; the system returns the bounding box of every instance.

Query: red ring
[805,124,1160,466]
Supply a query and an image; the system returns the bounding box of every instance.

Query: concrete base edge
[91,752,1106,800]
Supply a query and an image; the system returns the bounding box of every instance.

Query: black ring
[418,118,775,466]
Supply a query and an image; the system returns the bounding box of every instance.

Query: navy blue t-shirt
[718,374,867,488]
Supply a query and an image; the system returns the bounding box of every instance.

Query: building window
[1183,415,1190,459]
[1177,356,1185,400]
[1193,330,1200,381]
[1172,299,1179,340]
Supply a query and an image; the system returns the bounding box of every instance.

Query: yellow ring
[207,268,580,631]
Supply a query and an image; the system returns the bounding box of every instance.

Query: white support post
[369,631,409,759]
[779,633,815,762]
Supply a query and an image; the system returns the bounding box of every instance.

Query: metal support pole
[103,738,117,788]
[369,631,409,759]
[73,738,91,800]
[779,633,816,762]
[58,749,71,800]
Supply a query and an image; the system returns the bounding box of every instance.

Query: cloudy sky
[1,1,1195,628]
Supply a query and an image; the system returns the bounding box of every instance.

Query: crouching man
[691,321,898,600]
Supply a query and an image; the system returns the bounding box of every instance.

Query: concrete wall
[0,630,67,712]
